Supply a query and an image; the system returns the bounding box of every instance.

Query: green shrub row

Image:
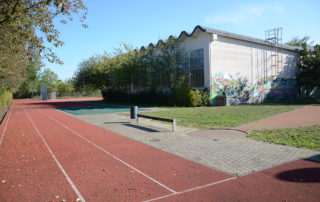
[0,91,13,108]
[104,88,210,107]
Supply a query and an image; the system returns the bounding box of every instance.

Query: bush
[188,89,202,107]
[200,89,210,106]
[103,88,211,107]
[176,88,190,106]
[0,91,13,108]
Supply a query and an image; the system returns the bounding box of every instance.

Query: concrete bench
[137,114,176,132]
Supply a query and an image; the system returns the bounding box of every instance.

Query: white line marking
[39,109,177,194]
[23,108,86,202]
[143,177,236,202]
[0,108,12,147]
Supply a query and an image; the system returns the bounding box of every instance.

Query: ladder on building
[264,27,283,81]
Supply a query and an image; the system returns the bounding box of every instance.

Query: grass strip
[142,104,302,129]
[247,125,320,151]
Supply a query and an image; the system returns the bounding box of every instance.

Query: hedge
[104,88,210,107]
[0,91,13,108]
[0,90,13,123]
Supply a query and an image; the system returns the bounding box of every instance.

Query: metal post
[130,106,138,119]
[172,119,176,132]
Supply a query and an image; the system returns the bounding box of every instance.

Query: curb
[0,101,12,127]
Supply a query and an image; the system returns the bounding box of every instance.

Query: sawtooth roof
[140,25,302,52]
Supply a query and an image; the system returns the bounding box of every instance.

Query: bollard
[130,106,138,119]
[172,119,176,132]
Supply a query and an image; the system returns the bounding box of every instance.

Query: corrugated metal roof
[199,26,301,51]
[141,25,302,52]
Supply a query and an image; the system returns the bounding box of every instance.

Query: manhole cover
[186,129,247,140]
[150,138,161,142]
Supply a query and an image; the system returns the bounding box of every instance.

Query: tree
[155,36,188,91]
[1,0,87,63]
[296,43,320,89]
[38,68,59,93]
[57,79,74,96]
[286,36,311,47]
[13,47,42,98]
[73,54,113,97]
[0,0,87,93]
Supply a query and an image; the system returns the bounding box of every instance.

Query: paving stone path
[72,111,319,176]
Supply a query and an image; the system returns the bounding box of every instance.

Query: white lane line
[0,108,12,147]
[143,177,236,202]
[39,109,177,194]
[23,108,86,202]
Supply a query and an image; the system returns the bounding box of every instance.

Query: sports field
[0,98,319,201]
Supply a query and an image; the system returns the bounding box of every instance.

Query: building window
[187,49,204,87]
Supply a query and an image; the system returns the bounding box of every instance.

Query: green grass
[142,104,303,129]
[247,125,320,151]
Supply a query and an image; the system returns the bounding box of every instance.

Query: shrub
[103,88,211,107]
[200,89,210,106]
[176,87,190,106]
[188,89,202,107]
[0,91,13,108]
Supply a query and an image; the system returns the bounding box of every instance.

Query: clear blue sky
[46,0,320,80]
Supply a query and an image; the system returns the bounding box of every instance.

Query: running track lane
[159,159,320,201]
[39,107,232,192]
[15,101,232,201]
[0,103,79,201]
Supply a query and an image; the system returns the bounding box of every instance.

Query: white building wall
[209,35,300,104]
[210,35,299,83]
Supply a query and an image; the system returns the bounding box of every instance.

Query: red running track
[1,99,319,201]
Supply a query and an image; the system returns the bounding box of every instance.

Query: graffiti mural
[210,72,298,105]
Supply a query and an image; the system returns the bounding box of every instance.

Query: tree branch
[0,0,20,25]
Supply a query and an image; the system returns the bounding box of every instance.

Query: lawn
[247,125,320,151]
[142,104,303,129]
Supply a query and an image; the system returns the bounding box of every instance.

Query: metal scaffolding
[265,27,283,80]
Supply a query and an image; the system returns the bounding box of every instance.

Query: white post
[172,119,176,132]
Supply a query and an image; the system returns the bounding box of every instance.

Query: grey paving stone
[72,112,319,176]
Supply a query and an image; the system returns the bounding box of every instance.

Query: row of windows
[186,49,204,87]
[148,48,204,88]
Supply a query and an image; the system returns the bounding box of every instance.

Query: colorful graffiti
[210,72,298,105]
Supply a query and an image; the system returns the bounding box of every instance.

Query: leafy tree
[286,36,311,47]
[155,36,188,91]
[73,54,113,97]
[38,68,59,93]
[0,0,87,93]
[57,79,74,96]
[297,44,320,89]
[1,0,87,63]
[13,47,42,98]
[141,46,159,89]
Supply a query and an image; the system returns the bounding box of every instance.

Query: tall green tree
[73,54,113,97]
[14,47,42,98]
[38,68,59,93]
[155,37,188,91]
[297,43,320,89]
[0,0,87,92]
